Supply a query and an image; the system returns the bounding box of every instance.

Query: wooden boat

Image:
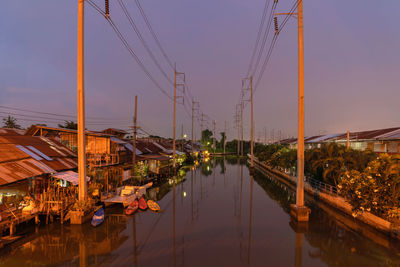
[91,207,105,227]
[138,197,147,210]
[126,200,139,215]
[147,200,160,212]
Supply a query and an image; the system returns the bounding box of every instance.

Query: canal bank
[0,157,399,266]
[252,156,400,242]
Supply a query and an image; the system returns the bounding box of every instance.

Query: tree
[58,120,78,130]
[201,129,213,146]
[2,115,21,129]
[339,154,400,221]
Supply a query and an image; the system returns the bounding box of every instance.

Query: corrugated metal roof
[0,134,78,186]
[110,137,127,144]
[53,171,90,185]
[307,133,343,143]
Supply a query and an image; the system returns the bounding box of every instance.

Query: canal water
[1,157,400,266]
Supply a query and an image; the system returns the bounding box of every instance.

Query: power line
[0,105,130,121]
[134,0,174,70]
[250,0,278,77]
[254,0,299,91]
[87,0,173,101]
[117,0,173,86]
[246,0,270,77]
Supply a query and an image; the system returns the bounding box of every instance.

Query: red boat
[126,200,139,215]
[138,197,147,210]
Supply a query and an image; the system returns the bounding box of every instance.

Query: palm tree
[2,115,21,129]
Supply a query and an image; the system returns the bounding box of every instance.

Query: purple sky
[1,0,399,140]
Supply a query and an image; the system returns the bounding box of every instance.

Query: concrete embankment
[252,157,400,241]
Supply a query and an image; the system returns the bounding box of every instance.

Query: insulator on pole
[105,0,110,17]
[274,17,279,34]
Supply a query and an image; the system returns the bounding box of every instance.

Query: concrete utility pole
[264,127,267,145]
[296,0,305,208]
[240,101,244,156]
[191,101,194,144]
[181,124,184,152]
[200,113,204,144]
[132,95,138,176]
[224,121,227,154]
[213,120,216,152]
[292,0,310,222]
[173,68,177,168]
[250,76,254,167]
[77,0,87,201]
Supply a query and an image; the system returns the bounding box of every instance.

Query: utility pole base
[249,166,255,175]
[290,204,311,222]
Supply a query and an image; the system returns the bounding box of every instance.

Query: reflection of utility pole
[173,182,176,267]
[248,175,254,265]
[133,215,138,267]
[77,0,87,201]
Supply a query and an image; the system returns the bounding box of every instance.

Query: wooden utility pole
[77,0,87,201]
[173,68,176,168]
[250,76,254,167]
[346,130,350,149]
[132,95,138,176]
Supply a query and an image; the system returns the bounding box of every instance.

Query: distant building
[278,127,400,154]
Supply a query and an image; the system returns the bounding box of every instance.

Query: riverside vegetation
[254,143,400,223]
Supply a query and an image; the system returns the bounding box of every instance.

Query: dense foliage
[254,142,400,221]
[338,154,400,221]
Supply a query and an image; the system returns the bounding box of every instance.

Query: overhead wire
[117,0,174,86]
[254,0,300,91]
[249,0,278,77]
[86,0,173,101]
[134,0,174,70]
[245,0,270,77]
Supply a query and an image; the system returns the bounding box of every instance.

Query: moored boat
[126,200,139,215]
[91,207,105,227]
[138,197,147,210]
[147,200,160,212]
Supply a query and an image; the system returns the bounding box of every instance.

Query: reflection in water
[247,175,253,266]
[1,157,400,266]
[295,233,303,267]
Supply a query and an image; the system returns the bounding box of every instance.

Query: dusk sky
[1,0,399,140]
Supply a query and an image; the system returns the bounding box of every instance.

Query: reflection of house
[26,125,120,166]
[280,127,400,154]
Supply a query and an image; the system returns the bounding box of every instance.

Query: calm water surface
[1,157,400,266]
